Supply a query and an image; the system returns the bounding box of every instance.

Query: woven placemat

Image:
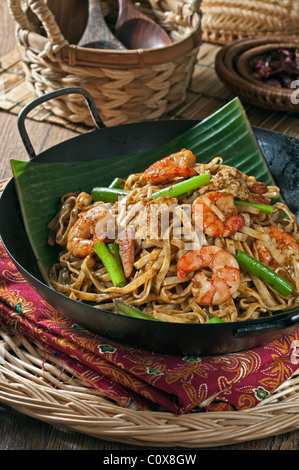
[0,48,89,134]
[1,43,299,139]
[1,180,299,448]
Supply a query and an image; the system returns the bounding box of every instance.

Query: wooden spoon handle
[78,0,126,49]
[46,0,88,44]
[116,0,143,29]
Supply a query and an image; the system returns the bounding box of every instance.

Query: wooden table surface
[0,0,299,451]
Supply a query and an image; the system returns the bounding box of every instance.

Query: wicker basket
[7,0,202,127]
[1,316,299,448]
[215,36,299,113]
[199,0,299,45]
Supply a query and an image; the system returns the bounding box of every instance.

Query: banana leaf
[11,97,276,276]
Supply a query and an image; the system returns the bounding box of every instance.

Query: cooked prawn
[191,191,245,238]
[67,204,108,258]
[256,226,299,269]
[177,245,240,305]
[143,149,196,184]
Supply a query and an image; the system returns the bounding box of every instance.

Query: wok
[1,87,299,356]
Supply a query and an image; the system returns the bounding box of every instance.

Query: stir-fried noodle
[48,152,299,323]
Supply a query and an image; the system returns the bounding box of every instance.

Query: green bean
[94,241,126,287]
[109,177,125,189]
[236,250,293,297]
[115,300,161,321]
[92,187,129,203]
[206,317,226,324]
[235,200,274,214]
[152,173,210,200]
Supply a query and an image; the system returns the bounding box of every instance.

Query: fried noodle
[47,156,299,323]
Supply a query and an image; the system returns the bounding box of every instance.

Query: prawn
[256,226,299,269]
[143,149,196,184]
[177,245,240,305]
[191,191,245,238]
[67,204,108,258]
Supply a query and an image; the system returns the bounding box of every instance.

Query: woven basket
[199,0,299,45]
[7,0,202,127]
[1,314,299,448]
[215,36,299,113]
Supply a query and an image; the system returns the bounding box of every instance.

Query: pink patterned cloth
[1,240,299,414]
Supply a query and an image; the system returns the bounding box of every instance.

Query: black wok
[1,87,299,356]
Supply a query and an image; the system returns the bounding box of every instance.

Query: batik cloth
[1,241,298,414]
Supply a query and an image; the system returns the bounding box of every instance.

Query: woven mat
[1,43,299,138]
[0,48,89,134]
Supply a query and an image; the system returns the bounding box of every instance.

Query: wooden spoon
[46,0,89,45]
[77,0,126,49]
[114,0,172,49]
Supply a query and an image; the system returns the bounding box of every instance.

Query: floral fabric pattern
[1,241,299,415]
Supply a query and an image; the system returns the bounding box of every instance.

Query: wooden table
[1,0,299,451]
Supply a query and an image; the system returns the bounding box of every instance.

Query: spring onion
[236,250,293,297]
[177,189,194,202]
[115,299,161,321]
[92,187,129,203]
[235,200,274,214]
[152,173,210,200]
[107,243,126,277]
[94,241,126,287]
[109,177,125,189]
[206,317,226,324]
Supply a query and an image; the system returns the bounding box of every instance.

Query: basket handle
[17,87,106,160]
[153,0,201,27]
[7,0,34,30]
[7,0,68,58]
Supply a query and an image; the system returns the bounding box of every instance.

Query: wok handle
[234,312,299,338]
[17,87,106,159]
